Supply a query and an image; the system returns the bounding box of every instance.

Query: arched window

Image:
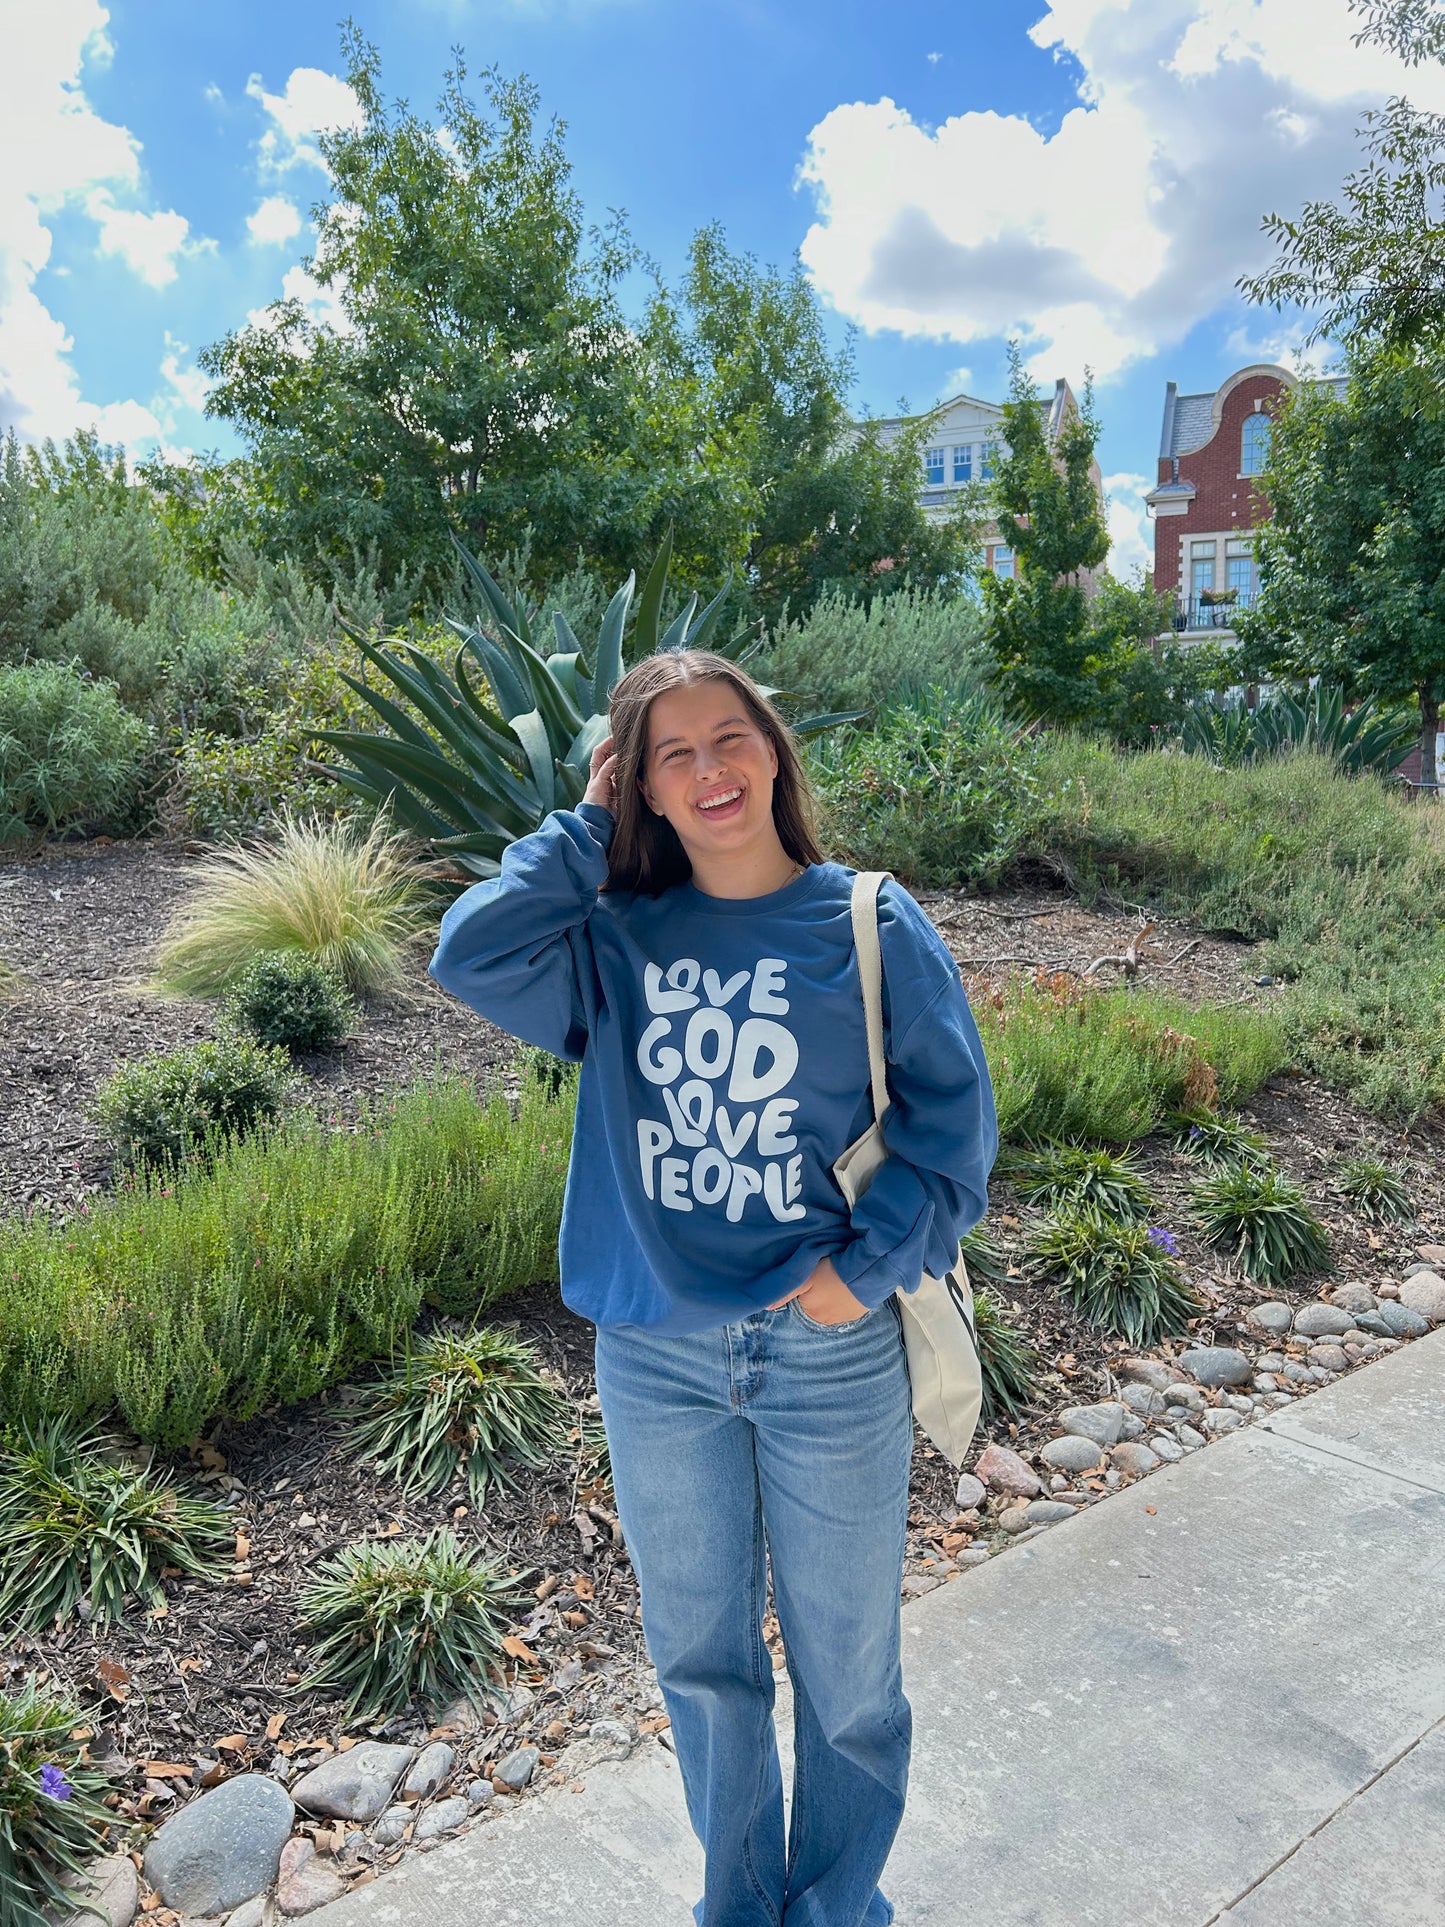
[1241,412,1271,476]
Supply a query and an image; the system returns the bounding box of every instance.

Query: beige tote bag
[832,870,985,1467]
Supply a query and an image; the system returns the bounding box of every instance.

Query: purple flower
[39,1764,72,1801]
[1188,1124,1203,1141]
[1147,1227,1181,1257]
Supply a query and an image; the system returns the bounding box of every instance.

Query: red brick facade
[1149,365,1291,598]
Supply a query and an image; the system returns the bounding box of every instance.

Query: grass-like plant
[94,1033,292,1168]
[0,1421,230,1630]
[1029,1204,1202,1348]
[1170,1108,1269,1169]
[0,1673,116,1927]
[347,1326,565,1509]
[0,953,22,1001]
[958,1223,1012,1289]
[0,1076,573,1448]
[221,948,357,1054]
[297,1527,525,1718]
[1006,1142,1154,1223]
[1335,1157,1413,1224]
[973,1288,1041,1423]
[1191,1161,1330,1285]
[152,812,426,996]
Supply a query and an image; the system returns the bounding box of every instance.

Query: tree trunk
[1419,687,1440,792]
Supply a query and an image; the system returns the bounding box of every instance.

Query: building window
[980,441,998,481]
[924,446,945,487]
[1190,546,1216,602]
[1226,537,1256,607]
[1241,412,1271,476]
[952,444,972,484]
[991,545,1015,580]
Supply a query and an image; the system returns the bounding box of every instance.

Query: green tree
[672,227,976,621]
[981,348,1110,725]
[1237,338,1445,787]
[201,32,752,597]
[1241,0,1445,348]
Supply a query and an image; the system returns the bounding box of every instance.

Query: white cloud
[1102,471,1154,580]
[246,263,351,337]
[159,334,209,415]
[799,0,1445,381]
[0,0,205,445]
[246,194,304,247]
[246,66,364,176]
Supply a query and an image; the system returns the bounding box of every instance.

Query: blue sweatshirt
[430,804,998,1333]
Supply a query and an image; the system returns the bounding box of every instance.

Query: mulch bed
[3,838,1444,1887]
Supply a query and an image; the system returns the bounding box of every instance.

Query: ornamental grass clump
[1335,1157,1413,1224]
[221,948,357,1054]
[1007,1142,1153,1223]
[0,1421,230,1631]
[297,1527,524,1718]
[152,812,426,997]
[0,1673,115,1927]
[973,1288,1040,1423]
[1170,1109,1268,1170]
[1191,1162,1330,1285]
[94,1033,292,1168]
[347,1326,565,1510]
[1029,1205,1202,1348]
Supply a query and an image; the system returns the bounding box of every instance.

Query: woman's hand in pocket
[770,1256,869,1326]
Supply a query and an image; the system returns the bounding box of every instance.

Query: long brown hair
[603,650,824,894]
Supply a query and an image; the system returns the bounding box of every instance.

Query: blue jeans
[594,1297,914,1927]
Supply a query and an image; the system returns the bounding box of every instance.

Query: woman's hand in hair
[583,737,618,814]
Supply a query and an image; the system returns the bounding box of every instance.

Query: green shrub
[1191,1162,1330,1285]
[972,976,1285,1144]
[1031,739,1445,1119]
[298,1528,525,1718]
[1029,1205,1201,1347]
[0,661,146,843]
[347,1326,566,1509]
[1179,685,1417,776]
[153,812,428,996]
[95,1033,293,1168]
[0,1076,572,1446]
[0,1673,116,1927]
[1335,1157,1413,1224]
[761,587,988,718]
[0,1420,230,1630]
[812,689,1043,888]
[1170,1109,1269,1169]
[221,948,356,1054]
[1005,1142,1153,1222]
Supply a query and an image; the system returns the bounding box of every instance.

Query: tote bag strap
[849,870,891,1130]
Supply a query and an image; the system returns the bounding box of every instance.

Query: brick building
[1143,362,1300,640]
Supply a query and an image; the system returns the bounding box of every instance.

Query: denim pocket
[791,1297,874,1334]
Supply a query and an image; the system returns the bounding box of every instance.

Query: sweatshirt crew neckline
[675,862,832,918]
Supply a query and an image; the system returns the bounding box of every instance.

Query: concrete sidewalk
[313,1332,1445,1927]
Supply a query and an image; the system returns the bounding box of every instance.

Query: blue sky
[4,0,1436,572]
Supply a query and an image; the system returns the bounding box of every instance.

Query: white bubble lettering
[757,1098,798,1156]
[727,1018,798,1103]
[749,958,790,1015]
[637,1119,672,1199]
[691,1147,732,1206]
[684,1008,734,1079]
[637,1016,683,1085]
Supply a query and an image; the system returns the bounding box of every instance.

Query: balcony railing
[1171,591,1256,632]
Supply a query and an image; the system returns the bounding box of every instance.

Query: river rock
[1310,1343,1348,1371]
[1149,1434,1184,1462]
[1246,1302,1293,1335]
[1292,1302,1353,1337]
[292,1743,414,1823]
[414,1795,471,1843]
[973,1443,1041,1497]
[1119,1384,1166,1418]
[1175,1424,1206,1448]
[997,1505,1033,1535]
[1378,1300,1432,1339]
[276,1837,345,1916]
[1202,1407,1245,1433]
[227,1901,267,1927]
[56,1854,139,1927]
[1399,1270,1445,1323]
[143,1775,294,1916]
[1417,1243,1445,1265]
[373,1805,411,1846]
[1059,1401,1127,1445]
[1116,1358,1181,1390]
[1039,1434,1104,1474]
[954,1472,986,1509]
[1328,1284,1378,1316]
[403,1742,455,1801]
[1109,1441,1160,1475]
[494,1745,540,1790]
[1163,1382,1206,1410]
[1179,1347,1252,1388]
[1023,1500,1080,1524]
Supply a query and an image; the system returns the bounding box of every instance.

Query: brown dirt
[3,838,1444,1886]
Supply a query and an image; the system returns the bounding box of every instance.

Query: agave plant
[316,533,854,880]
[1180,686,1416,777]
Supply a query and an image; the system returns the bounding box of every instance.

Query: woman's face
[639,679,780,862]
